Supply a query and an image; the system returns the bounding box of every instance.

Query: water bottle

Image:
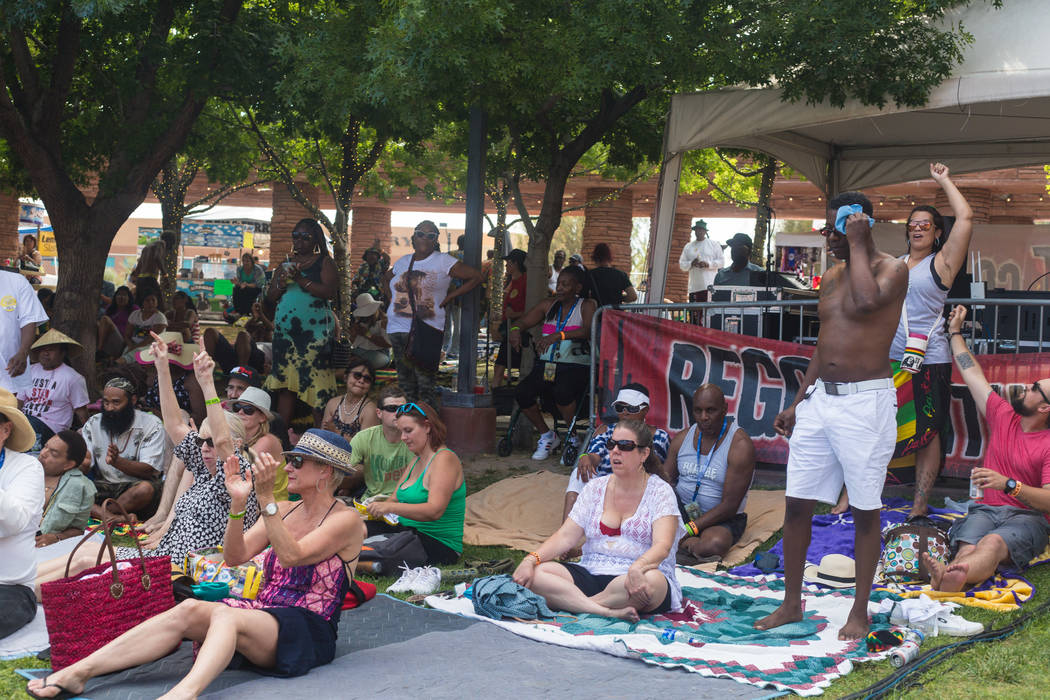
[969,472,983,500]
[889,629,924,668]
[658,628,703,647]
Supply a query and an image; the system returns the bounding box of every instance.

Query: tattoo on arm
[955,352,976,370]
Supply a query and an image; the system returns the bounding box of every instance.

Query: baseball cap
[502,249,527,267]
[228,366,260,387]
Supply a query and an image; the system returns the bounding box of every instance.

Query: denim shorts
[949,503,1050,568]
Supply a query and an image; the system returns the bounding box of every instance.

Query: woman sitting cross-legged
[512,419,685,622]
[364,402,465,565]
[26,430,366,699]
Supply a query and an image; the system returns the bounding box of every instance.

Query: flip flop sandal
[442,566,480,584]
[26,676,79,700]
[477,558,514,575]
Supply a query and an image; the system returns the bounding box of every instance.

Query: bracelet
[510,326,520,332]
[528,551,541,565]
[559,331,565,341]
[205,397,221,406]
[1010,482,1023,498]
[685,521,699,537]
[228,509,246,520]
[304,279,313,290]
[948,331,963,339]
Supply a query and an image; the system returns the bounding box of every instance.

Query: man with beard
[921,305,1050,592]
[80,377,169,520]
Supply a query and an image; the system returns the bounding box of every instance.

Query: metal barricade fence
[587,297,1050,425]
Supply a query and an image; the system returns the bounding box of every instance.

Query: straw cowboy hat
[803,553,856,589]
[136,331,200,370]
[352,292,383,318]
[30,328,84,361]
[283,429,355,475]
[0,388,36,452]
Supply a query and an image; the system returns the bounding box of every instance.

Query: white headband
[614,389,649,407]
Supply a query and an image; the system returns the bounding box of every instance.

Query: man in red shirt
[923,305,1050,591]
[492,249,528,388]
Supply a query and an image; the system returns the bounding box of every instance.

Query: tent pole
[646,151,683,304]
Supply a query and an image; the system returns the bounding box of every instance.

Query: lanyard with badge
[544,298,580,381]
[691,417,728,502]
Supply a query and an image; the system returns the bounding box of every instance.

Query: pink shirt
[980,392,1050,521]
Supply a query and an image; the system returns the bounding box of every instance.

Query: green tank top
[396,448,466,553]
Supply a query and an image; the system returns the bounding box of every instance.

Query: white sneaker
[919,612,984,637]
[386,565,420,594]
[410,566,442,595]
[531,431,560,460]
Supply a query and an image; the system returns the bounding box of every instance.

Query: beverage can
[970,473,983,500]
[889,629,924,668]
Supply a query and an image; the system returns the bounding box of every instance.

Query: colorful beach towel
[427,567,900,697]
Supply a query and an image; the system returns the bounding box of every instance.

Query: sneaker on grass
[386,565,421,594]
[411,566,442,595]
[531,430,560,460]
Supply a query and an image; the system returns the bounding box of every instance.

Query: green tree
[370,0,979,306]
[0,0,250,366]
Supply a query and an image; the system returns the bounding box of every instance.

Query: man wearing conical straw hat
[16,329,89,452]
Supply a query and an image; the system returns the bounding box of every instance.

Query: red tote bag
[40,502,175,670]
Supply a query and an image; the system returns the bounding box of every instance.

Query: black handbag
[404,256,444,372]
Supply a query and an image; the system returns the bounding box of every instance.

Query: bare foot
[26,671,85,699]
[831,491,850,515]
[605,605,640,623]
[837,609,870,640]
[939,563,969,592]
[921,551,946,589]
[754,601,803,630]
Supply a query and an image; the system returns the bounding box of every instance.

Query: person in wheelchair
[509,266,596,461]
[563,383,670,521]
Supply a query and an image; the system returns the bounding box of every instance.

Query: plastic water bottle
[889,629,924,668]
[658,628,704,647]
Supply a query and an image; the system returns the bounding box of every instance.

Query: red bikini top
[599,521,621,536]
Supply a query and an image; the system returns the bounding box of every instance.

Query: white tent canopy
[650,0,1050,301]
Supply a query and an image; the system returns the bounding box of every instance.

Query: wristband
[528,551,541,565]
[510,326,520,332]
[948,331,963,339]
[1010,482,1023,498]
[559,331,566,341]
[205,397,221,406]
[685,521,699,537]
[228,509,246,520]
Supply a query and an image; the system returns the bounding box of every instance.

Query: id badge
[543,362,556,382]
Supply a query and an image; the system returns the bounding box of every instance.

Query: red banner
[597,310,1050,478]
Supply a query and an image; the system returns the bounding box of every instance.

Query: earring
[314,244,321,255]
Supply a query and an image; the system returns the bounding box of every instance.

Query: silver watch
[263,502,279,517]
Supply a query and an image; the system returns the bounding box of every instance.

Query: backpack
[879,522,950,583]
[358,530,428,574]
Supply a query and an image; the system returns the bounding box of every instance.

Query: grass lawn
[6,475,1050,699]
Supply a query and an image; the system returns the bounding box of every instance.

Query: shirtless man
[754,192,908,640]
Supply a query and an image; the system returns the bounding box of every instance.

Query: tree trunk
[523,167,572,309]
[160,202,184,307]
[752,158,778,268]
[332,206,351,331]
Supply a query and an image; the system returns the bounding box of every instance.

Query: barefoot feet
[605,605,640,623]
[754,601,803,631]
[939,563,969,592]
[831,490,850,515]
[837,608,870,640]
[921,551,947,589]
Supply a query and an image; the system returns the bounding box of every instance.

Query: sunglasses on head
[230,402,258,416]
[380,403,406,413]
[1033,381,1050,405]
[606,438,647,452]
[396,402,426,417]
[413,229,439,240]
[907,220,933,232]
[350,370,373,383]
[612,402,647,414]
[194,435,214,448]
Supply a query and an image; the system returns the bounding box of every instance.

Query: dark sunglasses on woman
[287,455,306,469]
[230,402,258,416]
[612,402,646,414]
[350,370,373,383]
[194,435,214,448]
[606,438,646,452]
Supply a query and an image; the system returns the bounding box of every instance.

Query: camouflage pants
[389,332,440,407]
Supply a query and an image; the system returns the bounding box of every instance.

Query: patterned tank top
[540,297,589,365]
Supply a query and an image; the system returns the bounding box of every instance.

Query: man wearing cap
[0,268,49,394]
[662,384,756,565]
[224,365,260,403]
[80,376,170,520]
[713,233,763,287]
[493,249,528,388]
[678,220,724,324]
[563,383,671,521]
[755,192,907,640]
[0,388,44,639]
[348,292,391,370]
[16,329,90,450]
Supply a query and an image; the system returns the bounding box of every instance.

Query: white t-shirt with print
[0,270,49,393]
[385,251,458,334]
[17,362,90,434]
[126,309,168,345]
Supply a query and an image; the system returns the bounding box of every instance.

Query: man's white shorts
[785,381,897,511]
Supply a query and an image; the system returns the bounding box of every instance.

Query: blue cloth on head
[835,204,875,234]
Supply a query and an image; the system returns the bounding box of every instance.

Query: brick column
[934,187,991,223]
[580,188,633,268]
[661,212,696,303]
[349,206,392,264]
[0,190,19,263]
[269,183,320,267]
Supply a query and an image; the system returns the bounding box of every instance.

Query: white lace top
[568,473,685,612]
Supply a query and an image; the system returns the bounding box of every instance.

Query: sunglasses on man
[612,402,647,414]
[1033,381,1050,405]
[380,403,406,413]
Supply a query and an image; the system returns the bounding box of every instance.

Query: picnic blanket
[426,567,899,697]
[464,471,785,570]
[730,498,1050,611]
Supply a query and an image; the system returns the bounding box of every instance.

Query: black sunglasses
[194,435,214,448]
[606,438,647,452]
[1033,381,1050,405]
[230,402,258,416]
[350,370,373,383]
[396,402,426,417]
[380,403,406,413]
[291,230,313,240]
[287,455,306,469]
[612,402,646,414]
